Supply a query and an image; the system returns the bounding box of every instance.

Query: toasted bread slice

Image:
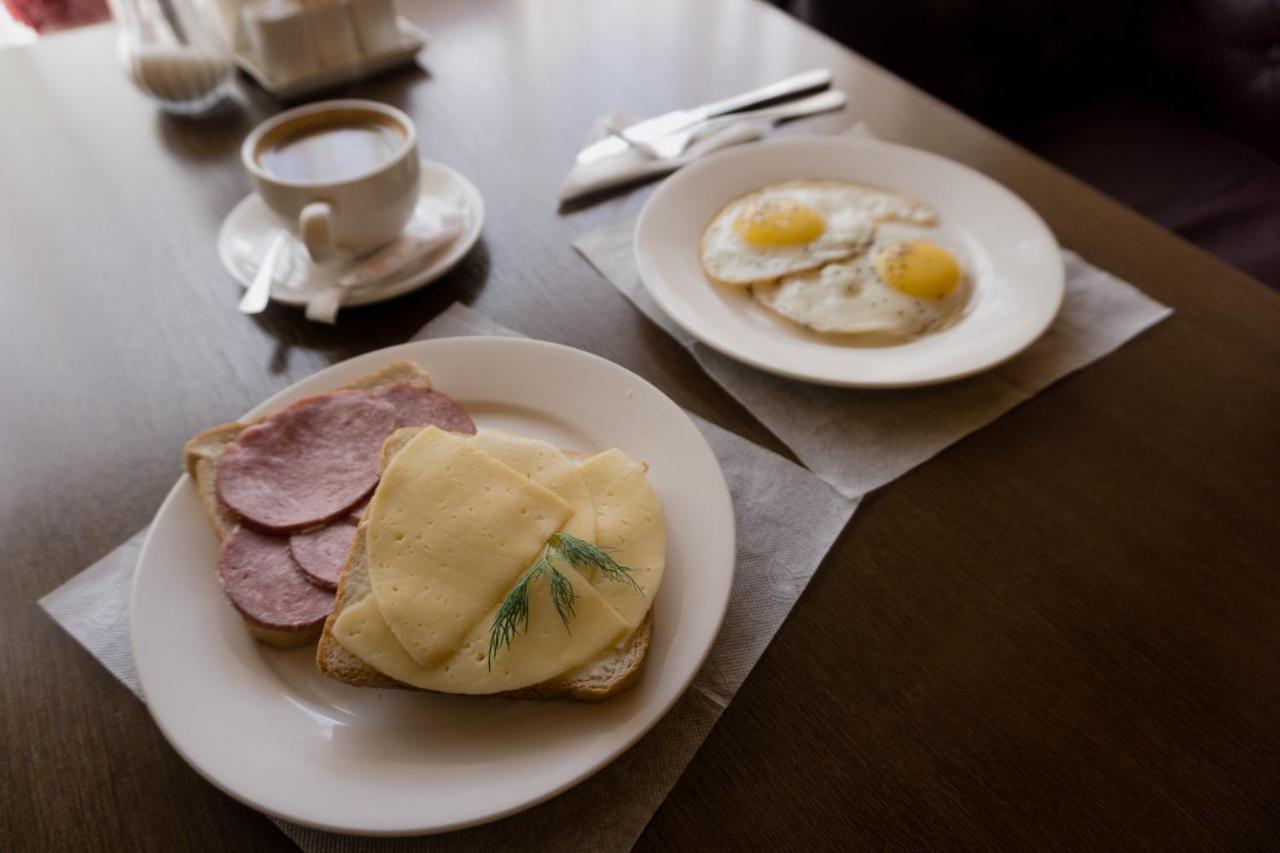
[316,427,653,701]
[184,361,434,646]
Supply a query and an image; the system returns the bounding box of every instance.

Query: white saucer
[217,158,484,309]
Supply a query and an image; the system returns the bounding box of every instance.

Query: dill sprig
[487,550,540,663]
[487,532,641,668]
[487,545,576,666]
[550,532,641,592]
[544,552,578,630]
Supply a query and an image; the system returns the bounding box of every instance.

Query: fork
[636,89,848,160]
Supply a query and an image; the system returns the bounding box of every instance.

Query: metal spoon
[239,230,288,314]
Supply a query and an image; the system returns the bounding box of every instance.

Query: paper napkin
[574,224,1172,498]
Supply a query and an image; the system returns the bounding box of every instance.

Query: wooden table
[3,0,1278,849]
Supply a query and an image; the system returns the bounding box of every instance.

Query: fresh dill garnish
[487,533,641,668]
[486,548,542,665]
[545,556,578,629]
[550,532,641,592]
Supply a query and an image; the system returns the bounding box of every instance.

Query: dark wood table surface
[4,0,1279,849]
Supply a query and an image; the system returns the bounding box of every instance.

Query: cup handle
[300,201,335,263]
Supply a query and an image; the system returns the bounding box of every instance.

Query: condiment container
[242,0,319,81]
[348,0,399,56]
[112,0,234,114]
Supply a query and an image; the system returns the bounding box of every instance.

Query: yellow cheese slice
[333,568,631,694]
[464,429,596,543]
[575,449,666,629]
[366,426,573,668]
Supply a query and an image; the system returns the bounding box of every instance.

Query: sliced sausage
[216,390,398,532]
[288,518,358,591]
[348,495,370,520]
[371,384,476,434]
[217,526,334,632]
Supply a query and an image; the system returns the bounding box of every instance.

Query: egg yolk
[733,198,826,248]
[873,240,961,299]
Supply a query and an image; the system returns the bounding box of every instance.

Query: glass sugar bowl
[112,0,235,115]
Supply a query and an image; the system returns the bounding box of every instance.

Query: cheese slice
[333,567,631,694]
[464,429,596,543]
[366,426,573,668]
[575,449,666,629]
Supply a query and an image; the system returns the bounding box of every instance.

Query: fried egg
[700,180,936,285]
[752,225,967,336]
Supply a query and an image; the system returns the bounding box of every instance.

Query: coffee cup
[242,99,419,263]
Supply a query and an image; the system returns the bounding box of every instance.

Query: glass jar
[112,0,235,115]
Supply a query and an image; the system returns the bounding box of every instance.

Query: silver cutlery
[576,68,833,165]
[636,89,847,160]
[238,230,288,314]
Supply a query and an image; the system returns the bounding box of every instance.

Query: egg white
[752,225,968,337]
[700,180,937,286]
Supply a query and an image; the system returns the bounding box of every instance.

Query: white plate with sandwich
[635,135,1064,388]
[130,336,734,835]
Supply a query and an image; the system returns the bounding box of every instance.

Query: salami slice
[217,526,334,631]
[289,518,358,591]
[348,495,371,520]
[217,390,398,532]
[371,384,476,434]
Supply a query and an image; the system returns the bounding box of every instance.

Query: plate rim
[216,157,485,308]
[633,135,1065,389]
[129,335,735,835]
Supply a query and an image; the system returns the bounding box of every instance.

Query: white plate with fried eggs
[634,136,1064,387]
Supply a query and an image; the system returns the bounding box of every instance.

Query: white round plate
[217,158,484,308]
[634,136,1064,388]
[131,337,734,835]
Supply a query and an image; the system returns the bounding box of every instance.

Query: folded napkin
[574,224,1172,497]
[40,303,858,852]
[305,200,463,324]
[558,112,771,204]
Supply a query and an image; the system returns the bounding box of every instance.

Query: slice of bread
[316,427,653,701]
[184,361,434,646]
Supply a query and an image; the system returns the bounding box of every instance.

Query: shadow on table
[247,236,492,374]
[346,61,433,109]
[153,98,256,165]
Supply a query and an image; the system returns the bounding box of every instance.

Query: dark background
[777,0,1280,289]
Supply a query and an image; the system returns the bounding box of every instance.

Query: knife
[639,89,848,160]
[576,68,833,165]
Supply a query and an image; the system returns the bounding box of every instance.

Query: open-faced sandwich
[184,360,665,701]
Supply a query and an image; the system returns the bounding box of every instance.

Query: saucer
[217,158,484,309]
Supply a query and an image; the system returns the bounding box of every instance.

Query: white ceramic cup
[242,99,420,263]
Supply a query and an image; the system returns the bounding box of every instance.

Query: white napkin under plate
[575,219,1172,498]
[40,303,858,852]
[558,112,771,204]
